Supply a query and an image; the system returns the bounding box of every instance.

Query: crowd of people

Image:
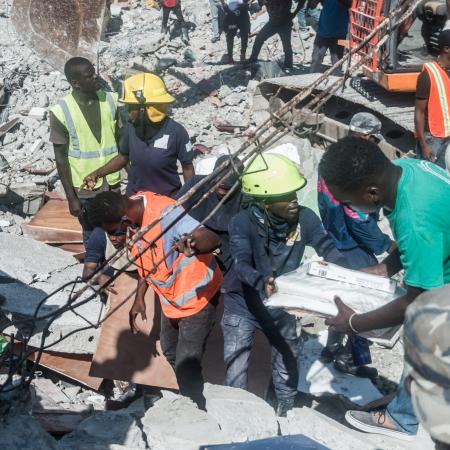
[48,1,450,446]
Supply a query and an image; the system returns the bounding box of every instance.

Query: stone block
[0,414,61,450]
[60,411,146,450]
[204,383,278,442]
[142,394,231,450]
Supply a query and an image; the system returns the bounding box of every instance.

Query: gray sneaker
[345,410,415,441]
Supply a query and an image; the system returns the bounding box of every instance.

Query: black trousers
[162,4,185,29]
[224,10,250,57]
[160,298,217,409]
[310,34,345,74]
[249,20,293,68]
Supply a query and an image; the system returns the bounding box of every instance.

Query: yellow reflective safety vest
[50,91,121,189]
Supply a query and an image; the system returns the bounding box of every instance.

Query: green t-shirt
[387,159,450,290]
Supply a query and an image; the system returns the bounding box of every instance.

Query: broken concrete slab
[143,395,231,450]
[204,383,278,442]
[60,410,147,450]
[0,413,62,450]
[0,233,102,354]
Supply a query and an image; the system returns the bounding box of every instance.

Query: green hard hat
[242,153,307,197]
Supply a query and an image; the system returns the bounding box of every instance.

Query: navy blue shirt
[318,176,391,258]
[317,0,349,38]
[120,118,194,198]
[226,205,348,321]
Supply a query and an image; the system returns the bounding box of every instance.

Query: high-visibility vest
[131,191,222,319]
[423,61,450,138]
[50,91,121,189]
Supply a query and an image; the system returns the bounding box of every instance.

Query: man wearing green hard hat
[225,153,349,416]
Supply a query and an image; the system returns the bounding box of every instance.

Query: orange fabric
[130,191,222,319]
[423,62,450,138]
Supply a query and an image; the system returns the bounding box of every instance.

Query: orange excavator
[349,0,448,92]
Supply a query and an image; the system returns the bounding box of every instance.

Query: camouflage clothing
[349,112,383,142]
[404,285,450,444]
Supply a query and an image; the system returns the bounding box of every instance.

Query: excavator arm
[11,0,110,73]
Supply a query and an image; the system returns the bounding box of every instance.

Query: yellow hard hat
[120,73,175,104]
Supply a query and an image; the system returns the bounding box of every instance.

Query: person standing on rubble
[309,0,351,74]
[227,153,349,417]
[319,136,450,440]
[221,0,252,64]
[415,29,450,170]
[87,191,222,409]
[209,0,226,42]
[49,57,121,247]
[84,73,195,199]
[161,0,190,45]
[247,0,307,71]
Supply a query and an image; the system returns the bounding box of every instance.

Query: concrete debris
[60,410,147,450]
[142,394,231,449]
[0,413,61,450]
[204,383,278,442]
[28,107,47,120]
[0,233,102,354]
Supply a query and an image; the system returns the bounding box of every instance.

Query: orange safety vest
[423,61,450,138]
[131,191,222,319]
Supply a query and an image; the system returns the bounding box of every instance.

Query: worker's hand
[360,263,388,277]
[98,274,118,295]
[325,296,355,334]
[421,144,436,163]
[264,276,277,298]
[129,297,147,334]
[68,196,83,218]
[177,234,197,257]
[82,171,99,190]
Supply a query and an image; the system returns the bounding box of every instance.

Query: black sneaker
[276,398,295,417]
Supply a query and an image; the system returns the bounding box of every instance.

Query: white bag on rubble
[265,261,404,346]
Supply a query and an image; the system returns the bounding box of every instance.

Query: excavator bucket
[11,0,109,73]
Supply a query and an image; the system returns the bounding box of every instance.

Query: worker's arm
[361,246,403,277]
[182,163,195,183]
[54,143,82,217]
[82,262,98,281]
[129,276,149,334]
[414,71,434,161]
[83,154,129,189]
[415,99,434,161]
[325,285,423,333]
[177,227,220,256]
[229,214,268,297]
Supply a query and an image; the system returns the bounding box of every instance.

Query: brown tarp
[90,273,272,398]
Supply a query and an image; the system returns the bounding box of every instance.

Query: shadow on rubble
[0,271,59,341]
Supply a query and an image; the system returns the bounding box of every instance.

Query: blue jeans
[221,305,301,401]
[297,7,321,32]
[209,0,224,39]
[386,364,419,435]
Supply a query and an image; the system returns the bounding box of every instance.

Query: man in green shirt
[318,136,450,440]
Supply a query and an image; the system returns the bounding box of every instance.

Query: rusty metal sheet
[11,0,108,73]
[0,117,20,139]
[90,273,272,398]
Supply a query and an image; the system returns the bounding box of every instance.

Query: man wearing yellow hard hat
[226,153,349,417]
[84,72,194,198]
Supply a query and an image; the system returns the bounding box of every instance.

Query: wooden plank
[90,273,272,398]
[22,194,83,244]
[27,350,103,391]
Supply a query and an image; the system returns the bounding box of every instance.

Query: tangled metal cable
[0,0,422,394]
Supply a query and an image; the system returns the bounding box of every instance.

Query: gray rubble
[0,233,102,354]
